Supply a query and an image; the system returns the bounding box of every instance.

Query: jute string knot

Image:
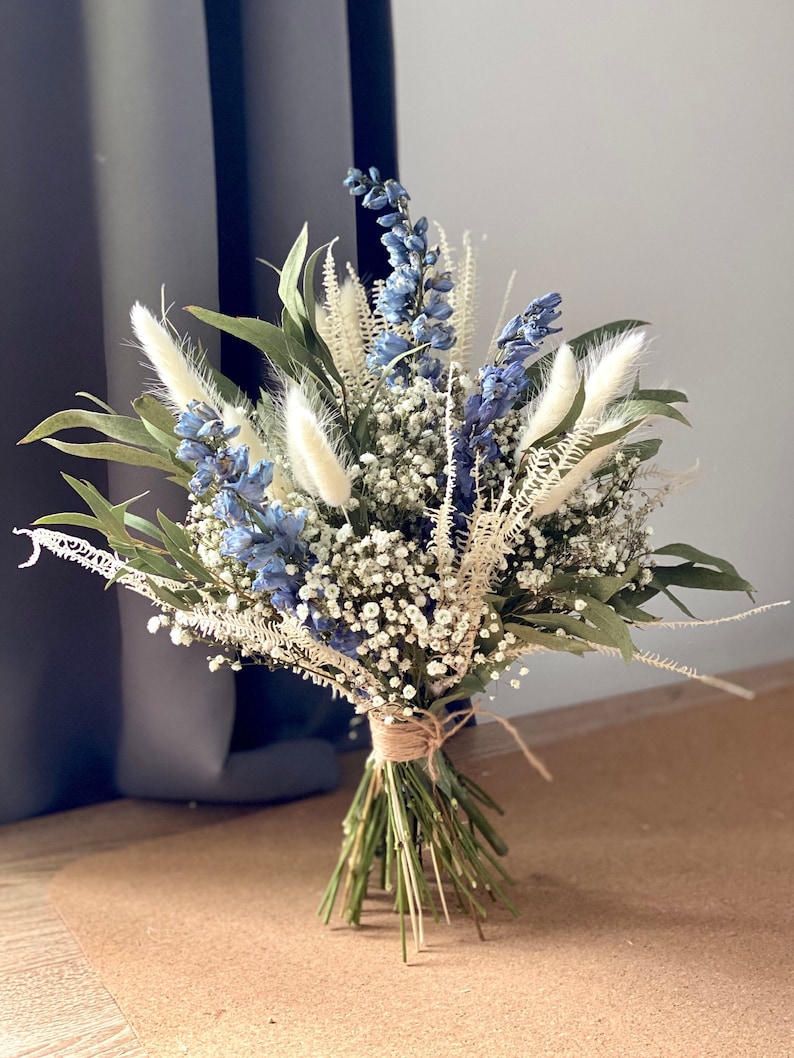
[368,703,552,783]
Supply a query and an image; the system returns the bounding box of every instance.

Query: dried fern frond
[448,231,478,369]
[319,245,376,393]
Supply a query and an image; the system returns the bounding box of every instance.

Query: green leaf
[19,408,154,448]
[521,594,636,662]
[41,438,178,473]
[612,398,690,427]
[432,671,489,710]
[303,241,330,341]
[568,593,636,662]
[504,623,590,655]
[567,320,649,360]
[32,512,106,533]
[278,223,309,330]
[145,577,195,611]
[651,563,755,595]
[75,391,116,413]
[133,394,179,435]
[124,512,166,544]
[186,306,338,398]
[156,511,212,582]
[519,612,618,648]
[610,593,659,624]
[653,542,744,580]
[529,376,587,451]
[546,560,641,603]
[649,579,700,619]
[592,437,662,476]
[630,388,688,404]
[62,474,127,540]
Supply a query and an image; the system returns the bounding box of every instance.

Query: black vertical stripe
[346,0,399,282]
[202,0,262,397]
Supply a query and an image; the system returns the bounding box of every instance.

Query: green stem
[319,748,516,955]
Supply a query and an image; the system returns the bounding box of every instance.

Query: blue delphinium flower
[496,292,562,366]
[175,402,358,656]
[344,167,455,384]
[452,292,563,508]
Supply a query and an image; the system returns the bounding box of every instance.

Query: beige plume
[581,330,646,421]
[284,386,352,507]
[130,303,271,468]
[516,343,578,461]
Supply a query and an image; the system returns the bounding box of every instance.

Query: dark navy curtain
[1,0,397,824]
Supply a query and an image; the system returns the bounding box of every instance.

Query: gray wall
[393,0,794,714]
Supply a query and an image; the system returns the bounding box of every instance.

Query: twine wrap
[368,704,553,783]
[369,712,448,772]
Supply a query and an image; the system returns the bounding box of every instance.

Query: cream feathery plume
[448,230,478,369]
[319,247,375,386]
[284,385,351,507]
[529,442,617,519]
[580,329,646,421]
[129,303,271,468]
[516,343,578,461]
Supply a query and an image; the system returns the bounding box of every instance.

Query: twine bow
[368,701,552,782]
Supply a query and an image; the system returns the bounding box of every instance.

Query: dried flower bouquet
[17,169,768,956]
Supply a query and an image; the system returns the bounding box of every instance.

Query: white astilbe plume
[529,441,617,519]
[14,527,373,706]
[284,385,352,507]
[447,230,478,369]
[129,303,270,467]
[318,246,375,389]
[580,329,646,421]
[488,270,517,358]
[529,399,644,520]
[516,343,579,460]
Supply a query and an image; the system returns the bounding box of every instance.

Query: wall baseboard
[449,658,794,763]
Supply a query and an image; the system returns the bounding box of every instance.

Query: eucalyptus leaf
[519,612,618,648]
[503,623,590,655]
[186,306,338,399]
[432,671,489,710]
[652,563,754,595]
[303,241,331,342]
[613,398,690,427]
[546,560,640,603]
[610,593,659,624]
[42,438,178,473]
[278,223,309,330]
[62,474,127,540]
[75,391,117,413]
[630,388,688,404]
[653,542,744,580]
[567,320,649,360]
[563,593,636,662]
[145,577,195,611]
[530,376,587,450]
[32,512,105,533]
[19,408,154,448]
[133,394,180,435]
[124,512,166,544]
[592,437,662,476]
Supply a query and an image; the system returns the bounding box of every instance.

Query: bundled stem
[318,741,516,960]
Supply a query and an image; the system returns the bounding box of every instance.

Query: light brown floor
[1,660,792,1058]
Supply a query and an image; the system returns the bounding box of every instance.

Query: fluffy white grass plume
[284,385,352,507]
[319,248,375,386]
[528,331,647,518]
[516,343,578,461]
[130,303,270,467]
[580,329,646,421]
